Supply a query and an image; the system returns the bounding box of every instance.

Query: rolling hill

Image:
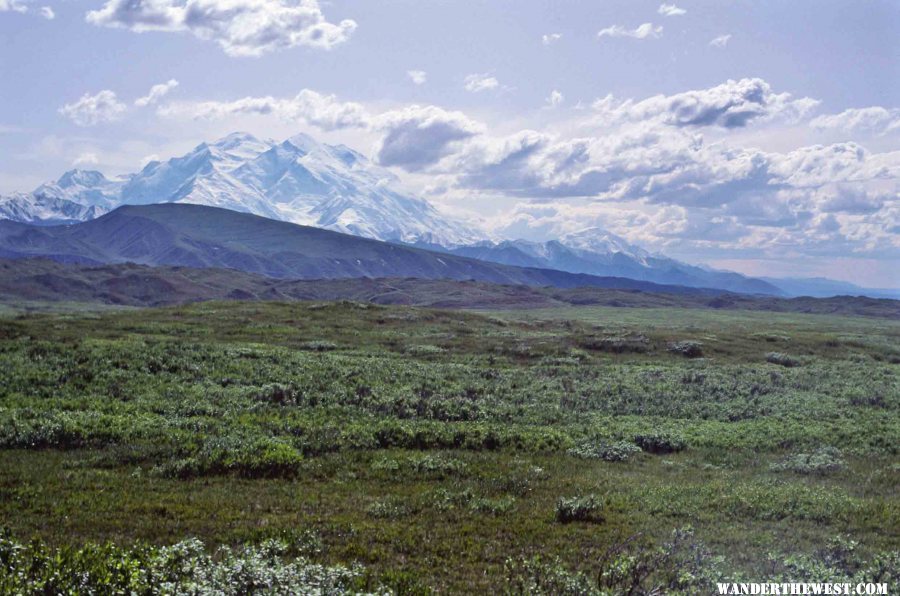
[2,258,897,318]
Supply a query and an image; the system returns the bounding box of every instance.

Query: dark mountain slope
[0,204,726,295]
[2,259,898,318]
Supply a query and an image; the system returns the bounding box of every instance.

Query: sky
[1,0,898,287]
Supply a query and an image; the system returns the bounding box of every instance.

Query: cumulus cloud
[406,82,895,261]
[597,23,662,40]
[407,70,427,85]
[135,79,179,107]
[657,3,685,16]
[0,0,27,13]
[72,152,100,166]
[373,105,483,171]
[546,90,564,108]
[40,5,54,19]
[592,78,819,129]
[59,90,127,126]
[154,78,899,262]
[158,88,368,130]
[541,32,561,45]
[810,106,900,135]
[709,34,731,48]
[85,0,357,57]
[464,73,500,93]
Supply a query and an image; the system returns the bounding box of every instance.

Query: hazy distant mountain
[417,227,784,295]
[761,277,900,299]
[0,203,727,294]
[0,132,481,246]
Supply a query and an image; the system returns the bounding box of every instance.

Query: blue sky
[1,0,898,286]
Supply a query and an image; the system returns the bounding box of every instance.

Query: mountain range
[0,132,479,246]
[417,230,780,295]
[0,203,730,295]
[0,131,892,298]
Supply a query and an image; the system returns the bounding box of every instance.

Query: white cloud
[546,90,564,108]
[150,79,899,263]
[0,0,27,13]
[373,105,483,171]
[598,23,662,40]
[59,90,127,126]
[135,79,179,107]
[407,70,427,85]
[158,89,368,130]
[592,78,819,129]
[40,5,54,19]
[464,73,500,93]
[72,152,100,166]
[709,34,732,48]
[657,4,685,17]
[85,0,357,57]
[810,106,900,135]
[541,33,561,46]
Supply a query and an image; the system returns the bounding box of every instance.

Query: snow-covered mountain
[417,227,784,295]
[0,132,481,246]
[0,191,109,225]
[2,131,873,297]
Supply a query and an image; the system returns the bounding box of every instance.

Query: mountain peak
[2,130,482,246]
[213,131,258,145]
[285,132,321,154]
[57,169,109,188]
[560,227,650,260]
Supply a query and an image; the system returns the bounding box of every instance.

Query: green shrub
[405,344,446,356]
[766,352,801,367]
[297,340,339,352]
[555,495,603,523]
[505,527,730,594]
[667,340,704,358]
[469,496,516,516]
[580,335,650,354]
[153,437,303,479]
[366,498,413,519]
[0,530,377,595]
[766,536,899,587]
[251,383,299,406]
[771,446,847,475]
[567,440,642,462]
[428,488,475,512]
[633,431,687,454]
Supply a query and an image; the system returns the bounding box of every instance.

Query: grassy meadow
[0,300,897,593]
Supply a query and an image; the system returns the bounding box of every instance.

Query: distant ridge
[0,203,727,295]
[2,258,897,319]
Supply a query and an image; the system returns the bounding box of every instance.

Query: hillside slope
[0,205,724,294]
[3,259,898,318]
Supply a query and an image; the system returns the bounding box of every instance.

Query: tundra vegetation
[0,301,897,593]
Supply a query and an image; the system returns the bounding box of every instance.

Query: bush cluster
[506,527,729,594]
[766,352,801,367]
[771,446,847,475]
[667,340,704,358]
[0,531,380,595]
[567,440,642,462]
[555,495,603,523]
[633,431,687,454]
[153,437,303,479]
